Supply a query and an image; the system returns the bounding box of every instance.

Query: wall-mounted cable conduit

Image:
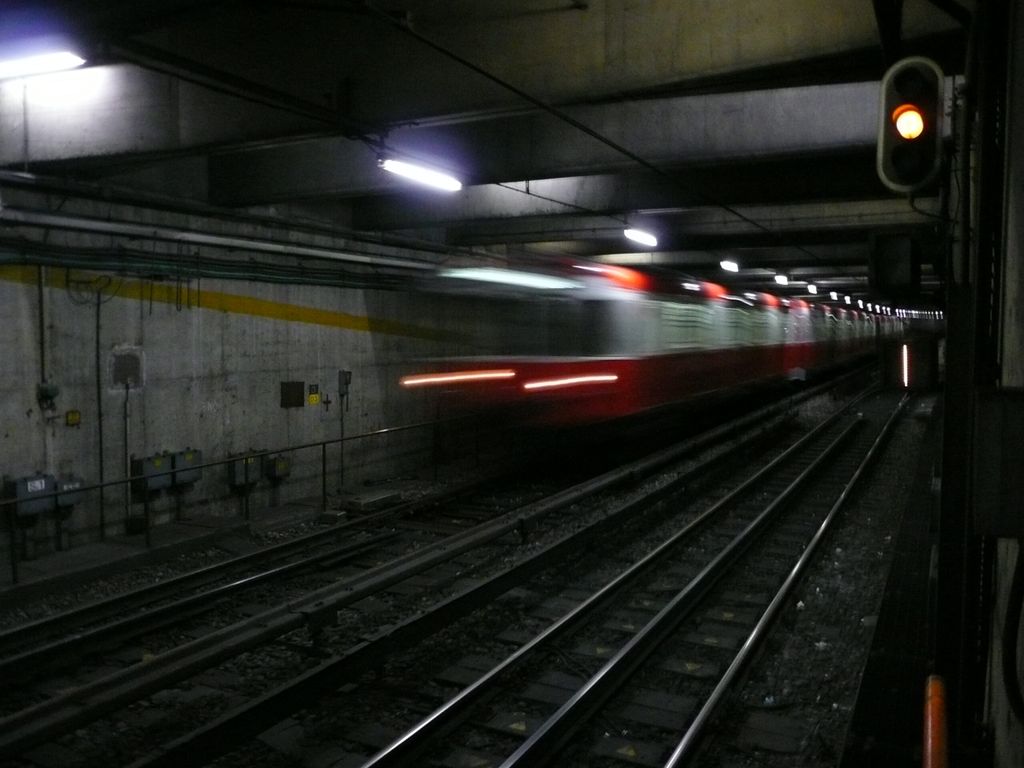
[0,248,412,291]
[0,207,437,272]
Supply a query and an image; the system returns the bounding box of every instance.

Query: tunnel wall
[0,263,442,550]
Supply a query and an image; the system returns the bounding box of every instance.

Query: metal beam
[210,81,883,206]
[872,0,905,66]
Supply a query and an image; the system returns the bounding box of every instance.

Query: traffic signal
[876,57,944,194]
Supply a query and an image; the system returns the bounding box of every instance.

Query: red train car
[400,263,891,426]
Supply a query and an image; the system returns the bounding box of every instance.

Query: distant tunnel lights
[623,228,658,247]
[0,51,85,80]
[379,158,462,192]
[720,260,739,273]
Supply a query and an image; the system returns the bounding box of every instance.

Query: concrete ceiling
[0,0,972,304]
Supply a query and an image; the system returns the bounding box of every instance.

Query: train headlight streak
[401,369,516,387]
[379,158,462,191]
[726,295,755,306]
[682,282,701,292]
[440,268,579,290]
[522,374,618,391]
[720,260,739,272]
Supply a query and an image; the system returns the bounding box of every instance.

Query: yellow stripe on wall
[0,264,445,340]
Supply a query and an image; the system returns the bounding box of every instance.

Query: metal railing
[2,416,469,586]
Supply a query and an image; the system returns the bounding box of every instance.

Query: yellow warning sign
[308,393,321,405]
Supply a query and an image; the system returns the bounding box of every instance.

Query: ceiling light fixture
[0,50,85,80]
[807,284,818,294]
[623,228,658,247]
[829,291,839,301]
[774,274,789,286]
[845,295,852,304]
[379,158,462,192]
[720,260,739,273]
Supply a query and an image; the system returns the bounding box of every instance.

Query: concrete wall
[0,259,445,551]
[0,167,937,567]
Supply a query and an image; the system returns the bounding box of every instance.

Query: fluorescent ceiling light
[807,284,818,294]
[720,260,739,272]
[845,295,852,304]
[379,158,462,191]
[774,274,789,285]
[0,51,84,80]
[857,299,864,308]
[829,291,839,300]
[439,267,579,290]
[623,228,658,247]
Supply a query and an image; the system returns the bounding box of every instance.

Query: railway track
[0,377,874,766]
[344,392,906,768]
[0,474,564,712]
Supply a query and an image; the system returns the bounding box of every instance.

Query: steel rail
[498,417,863,767]
[0,532,396,680]
[128,405,806,768]
[663,394,908,767]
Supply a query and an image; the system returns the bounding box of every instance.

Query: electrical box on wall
[280,381,305,408]
[263,454,291,482]
[172,449,203,486]
[111,347,144,389]
[228,451,263,489]
[131,453,174,494]
[3,474,56,517]
[56,476,86,509]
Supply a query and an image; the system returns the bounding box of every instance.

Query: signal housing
[876,57,944,194]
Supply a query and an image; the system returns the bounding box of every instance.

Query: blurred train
[400,262,895,426]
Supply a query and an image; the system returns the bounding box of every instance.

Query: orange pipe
[923,674,948,768]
